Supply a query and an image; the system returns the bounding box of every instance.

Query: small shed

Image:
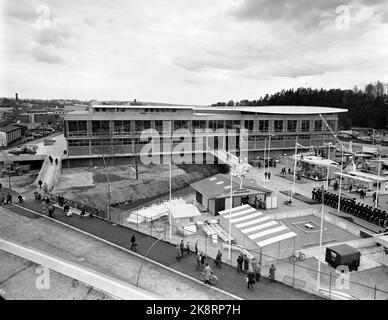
[190,174,275,215]
[169,204,201,226]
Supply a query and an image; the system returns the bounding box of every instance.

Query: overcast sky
[1,0,387,104]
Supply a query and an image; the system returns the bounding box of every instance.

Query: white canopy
[169,204,201,219]
[346,170,388,182]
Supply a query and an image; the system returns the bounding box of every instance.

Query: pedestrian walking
[34,190,39,201]
[180,240,185,257]
[264,171,268,180]
[176,244,182,261]
[349,185,352,193]
[0,182,2,190]
[186,241,190,255]
[38,180,42,189]
[246,270,255,289]
[195,240,198,255]
[55,158,58,165]
[49,156,53,165]
[203,263,213,285]
[237,254,243,273]
[64,202,71,217]
[48,205,55,218]
[268,171,271,180]
[130,234,137,251]
[288,167,291,175]
[6,193,12,205]
[200,253,206,269]
[215,249,222,268]
[43,183,48,194]
[18,195,23,203]
[373,192,376,203]
[80,207,86,217]
[243,254,250,273]
[252,259,261,282]
[196,253,201,270]
[269,264,276,282]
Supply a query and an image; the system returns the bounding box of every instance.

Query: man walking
[246,270,255,290]
[180,240,185,257]
[195,240,198,255]
[243,254,250,274]
[215,249,222,268]
[237,254,243,273]
[176,244,182,261]
[38,179,42,189]
[203,263,213,285]
[130,234,137,251]
[269,264,276,282]
[252,259,261,282]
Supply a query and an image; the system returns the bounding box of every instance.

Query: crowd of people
[312,187,388,229]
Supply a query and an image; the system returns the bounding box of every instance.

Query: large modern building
[63,105,347,162]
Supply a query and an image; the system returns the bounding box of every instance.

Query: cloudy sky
[1,0,387,104]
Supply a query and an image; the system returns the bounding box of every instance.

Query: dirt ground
[54,164,224,210]
[0,171,39,194]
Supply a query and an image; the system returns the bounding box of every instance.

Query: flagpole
[228,158,233,261]
[268,132,271,177]
[337,146,344,212]
[169,137,172,240]
[263,138,266,182]
[292,137,298,201]
[375,144,382,208]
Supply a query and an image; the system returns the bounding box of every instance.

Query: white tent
[218,205,297,261]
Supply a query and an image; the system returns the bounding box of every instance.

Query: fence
[47,193,107,220]
[46,191,388,300]
[115,207,388,300]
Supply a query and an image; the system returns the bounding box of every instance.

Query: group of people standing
[312,188,388,228]
[48,155,59,166]
[264,171,272,180]
[281,167,293,175]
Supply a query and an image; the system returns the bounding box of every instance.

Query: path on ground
[0,206,233,300]
[6,199,321,300]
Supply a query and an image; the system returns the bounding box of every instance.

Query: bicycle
[199,271,218,286]
[289,252,305,262]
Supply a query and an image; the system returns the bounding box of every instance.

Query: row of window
[94,108,179,113]
[67,119,337,136]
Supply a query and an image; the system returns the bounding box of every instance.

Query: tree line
[211,81,388,130]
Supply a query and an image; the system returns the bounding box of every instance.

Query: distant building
[63,105,347,161]
[0,125,22,147]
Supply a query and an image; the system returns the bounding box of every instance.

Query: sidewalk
[0,206,233,300]
[8,199,321,300]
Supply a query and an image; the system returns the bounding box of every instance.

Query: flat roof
[0,125,21,133]
[191,173,272,199]
[200,106,348,115]
[85,105,347,115]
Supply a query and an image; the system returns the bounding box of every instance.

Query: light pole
[136,235,163,287]
[316,162,329,292]
[375,144,382,208]
[169,136,173,240]
[228,159,233,261]
[263,138,266,182]
[337,146,344,212]
[292,137,298,202]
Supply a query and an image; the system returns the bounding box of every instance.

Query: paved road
[0,205,234,300]
[0,250,113,300]
[6,199,321,300]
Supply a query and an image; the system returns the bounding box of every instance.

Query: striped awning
[219,205,297,248]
